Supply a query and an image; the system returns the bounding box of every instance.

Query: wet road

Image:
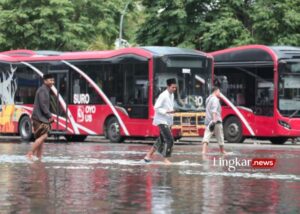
[0,139,299,214]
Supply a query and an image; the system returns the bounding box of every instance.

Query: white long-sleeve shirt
[153,89,174,126]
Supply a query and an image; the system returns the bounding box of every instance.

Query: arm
[154,95,168,115]
[38,89,52,119]
[212,112,218,123]
[210,98,219,123]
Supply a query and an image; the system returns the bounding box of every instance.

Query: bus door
[48,70,69,133]
[253,76,275,135]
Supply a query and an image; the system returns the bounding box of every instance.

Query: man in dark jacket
[27,74,55,160]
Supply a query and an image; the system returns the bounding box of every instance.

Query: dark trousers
[154,124,174,157]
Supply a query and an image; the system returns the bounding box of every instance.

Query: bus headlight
[278,120,291,129]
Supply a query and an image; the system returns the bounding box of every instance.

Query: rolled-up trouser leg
[158,124,174,157]
[153,134,164,154]
[214,124,225,146]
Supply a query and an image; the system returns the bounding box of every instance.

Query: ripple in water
[180,170,300,181]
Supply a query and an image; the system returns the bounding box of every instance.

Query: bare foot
[26,152,33,160]
[202,143,208,154]
[202,145,207,155]
[202,153,208,161]
[219,146,227,155]
[163,158,172,165]
[220,150,227,155]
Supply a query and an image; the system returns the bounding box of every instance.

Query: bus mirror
[278,61,287,72]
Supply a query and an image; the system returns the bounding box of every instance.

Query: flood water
[0,141,299,214]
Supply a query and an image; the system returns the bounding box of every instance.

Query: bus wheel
[224,116,245,143]
[270,137,287,145]
[103,125,108,139]
[65,135,87,142]
[107,117,124,143]
[19,116,33,141]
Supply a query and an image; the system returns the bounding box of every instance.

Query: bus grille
[172,112,205,136]
[173,113,205,126]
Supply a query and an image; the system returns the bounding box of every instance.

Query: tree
[136,0,300,52]
[136,0,208,48]
[0,0,139,51]
[251,0,300,46]
[0,0,78,50]
[199,0,255,51]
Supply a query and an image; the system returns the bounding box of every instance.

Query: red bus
[0,47,212,142]
[211,45,300,144]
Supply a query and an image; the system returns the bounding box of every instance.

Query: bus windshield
[154,56,210,111]
[279,61,300,118]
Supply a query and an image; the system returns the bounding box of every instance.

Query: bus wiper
[289,109,300,118]
[195,75,205,84]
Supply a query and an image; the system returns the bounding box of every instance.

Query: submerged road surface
[0,140,299,214]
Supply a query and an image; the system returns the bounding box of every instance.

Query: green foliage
[137,0,300,52]
[87,36,113,50]
[251,0,300,46]
[0,0,299,51]
[0,0,139,51]
[136,0,205,47]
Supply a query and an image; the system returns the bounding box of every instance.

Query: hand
[167,110,175,114]
[209,121,215,132]
[49,117,55,123]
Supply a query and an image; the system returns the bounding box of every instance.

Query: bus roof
[211,45,300,64]
[0,46,209,63]
[142,46,208,57]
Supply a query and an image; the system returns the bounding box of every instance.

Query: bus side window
[71,62,107,105]
[73,79,80,94]
[15,66,40,104]
[134,63,148,105]
[254,67,274,116]
[128,78,136,104]
[123,63,148,106]
[154,78,161,99]
[136,80,148,104]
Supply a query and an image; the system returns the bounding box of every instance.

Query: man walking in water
[27,74,55,160]
[202,86,226,154]
[144,78,177,164]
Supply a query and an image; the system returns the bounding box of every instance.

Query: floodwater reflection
[0,142,299,213]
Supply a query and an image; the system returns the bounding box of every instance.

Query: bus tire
[65,135,87,142]
[107,117,124,143]
[224,116,245,143]
[103,122,109,139]
[270,137,287,145]
[19,116,33,141]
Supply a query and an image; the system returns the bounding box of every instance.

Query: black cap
[166,78,176,86]
[43,73,54,80]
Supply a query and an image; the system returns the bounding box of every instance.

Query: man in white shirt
[144,78,177,164]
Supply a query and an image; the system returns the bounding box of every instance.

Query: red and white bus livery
[0,47,212,142]
[211,45,300,144]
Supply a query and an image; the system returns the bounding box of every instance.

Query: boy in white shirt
[144,78,177,164]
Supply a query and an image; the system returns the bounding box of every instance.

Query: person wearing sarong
[26,74,55,160]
